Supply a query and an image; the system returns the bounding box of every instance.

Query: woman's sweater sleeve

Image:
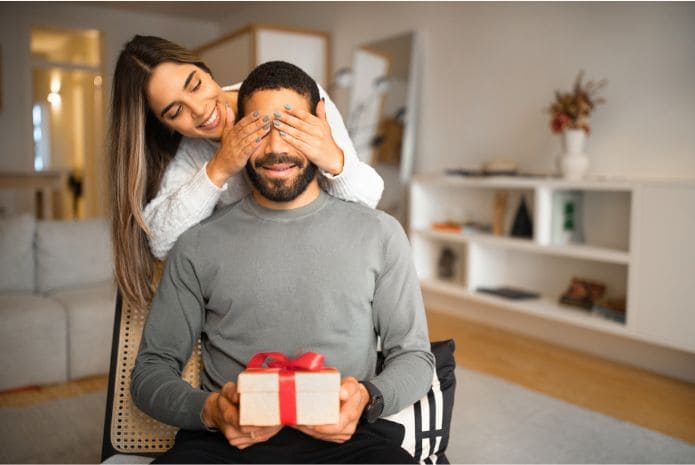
[142,139,227,261]
[316,84,384,209]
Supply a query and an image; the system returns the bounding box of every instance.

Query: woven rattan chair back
[103,293,202,457]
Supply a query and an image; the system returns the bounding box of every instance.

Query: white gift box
[237,369,341,426]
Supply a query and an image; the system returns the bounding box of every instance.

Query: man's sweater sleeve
[369,215,435,416]
[130,230,211,430]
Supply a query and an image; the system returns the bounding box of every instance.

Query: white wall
[214,2,695,180]
[0,3,220,214]
[2,2,692,216]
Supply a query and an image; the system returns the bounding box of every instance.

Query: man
[131,61,434,464]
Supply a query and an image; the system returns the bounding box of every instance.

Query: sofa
[0,214,116,391]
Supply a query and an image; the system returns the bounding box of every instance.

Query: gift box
[237,352,340,426]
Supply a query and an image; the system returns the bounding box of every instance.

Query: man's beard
[245,152,318,202]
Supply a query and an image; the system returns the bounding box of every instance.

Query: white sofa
[0,214,116,391]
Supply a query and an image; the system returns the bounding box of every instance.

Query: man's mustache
[253,153,305,169]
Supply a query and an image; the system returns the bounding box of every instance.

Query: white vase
[558,129,589,180]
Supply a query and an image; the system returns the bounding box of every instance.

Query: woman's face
[146,62,231,139]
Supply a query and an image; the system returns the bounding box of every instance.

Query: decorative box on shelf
[237,352,340,426]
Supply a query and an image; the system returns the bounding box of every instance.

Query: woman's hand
[202,381,283,450]
[206,105,270,187]
[272,99,345,176]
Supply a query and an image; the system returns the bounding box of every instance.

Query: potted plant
[549,71,607,179]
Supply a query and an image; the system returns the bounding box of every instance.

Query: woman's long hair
[108,35,211,309]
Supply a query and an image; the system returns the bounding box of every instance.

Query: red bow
[247,352,325,371]
[246,352,326,425]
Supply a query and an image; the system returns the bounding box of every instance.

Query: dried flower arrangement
[549,71,607,134]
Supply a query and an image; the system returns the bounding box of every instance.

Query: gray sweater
[131,191,434,430]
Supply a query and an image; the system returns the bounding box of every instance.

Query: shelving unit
[410,175,695,356]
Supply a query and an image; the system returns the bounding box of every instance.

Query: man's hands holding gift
[202,381,283,450]
[202,373,368,447]
[292,376,370,444]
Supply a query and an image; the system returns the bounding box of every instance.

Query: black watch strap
[360,380,384,423]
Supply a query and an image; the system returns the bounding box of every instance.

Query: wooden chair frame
[101,291,202,462]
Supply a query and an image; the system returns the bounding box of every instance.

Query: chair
[101,291,202,463]
[101,291,455,464]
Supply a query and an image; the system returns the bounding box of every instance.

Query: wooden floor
[1,308,693,445]
[426,308,695,445]
[0,375,107,408]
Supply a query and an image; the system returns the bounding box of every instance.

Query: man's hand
[206,105,270,187]
[271,99,345,176]
[202,381,282,449]
[292,376,370,444]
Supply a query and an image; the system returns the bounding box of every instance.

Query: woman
[109,35,384,309]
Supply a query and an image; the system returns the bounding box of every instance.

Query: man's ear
[315,97,326,120]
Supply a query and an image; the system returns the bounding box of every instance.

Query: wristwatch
[360,380,384,423]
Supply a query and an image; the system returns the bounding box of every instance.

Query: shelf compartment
[466,241,628,304]
[411,233,467,286]
[413,228,630,265]
[421,278,627,334]
[410,182,534,235]
[541,189,631,252]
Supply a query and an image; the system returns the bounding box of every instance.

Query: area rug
[1,367,694,463]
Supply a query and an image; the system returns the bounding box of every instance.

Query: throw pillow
[375,339,457,464]
[36,217,113,293]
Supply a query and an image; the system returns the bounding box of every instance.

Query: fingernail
[279,130,286,137]
[255,137,261,143]
[272,120,281,128]
[262,115,270,123]
[273,111,282,118]
[263,123,270,131]
[283,104,292,110]
[252,111,259,118]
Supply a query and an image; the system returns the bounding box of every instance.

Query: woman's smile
[198,105,221,130]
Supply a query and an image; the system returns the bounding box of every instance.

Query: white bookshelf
[410,175,695,355]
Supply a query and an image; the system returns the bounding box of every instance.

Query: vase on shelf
[558,129,589,180]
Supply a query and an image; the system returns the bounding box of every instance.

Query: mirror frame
[400,31,421,183]
[347,31,421,184]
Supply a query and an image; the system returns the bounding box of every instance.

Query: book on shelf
[431,222,461,233]
[431,222,491,235]
[476,286,540,300]
[591,298,627,323]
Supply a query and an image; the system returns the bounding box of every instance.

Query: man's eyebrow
[160,70,197,117]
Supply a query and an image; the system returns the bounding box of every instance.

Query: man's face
[243,88,317,202]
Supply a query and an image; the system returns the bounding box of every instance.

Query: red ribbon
[246,352,325,425]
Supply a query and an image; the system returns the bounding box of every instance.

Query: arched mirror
[346,31,421,226]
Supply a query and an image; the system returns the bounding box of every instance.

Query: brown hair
[108,35,211,308]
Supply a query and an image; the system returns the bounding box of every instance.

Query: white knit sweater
[143,83,384,260]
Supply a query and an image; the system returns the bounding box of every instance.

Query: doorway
[30,26,104,219]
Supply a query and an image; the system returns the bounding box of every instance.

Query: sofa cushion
[50,281,117,379]
[0,214,36,293]
[0,294,68,391]
[36,217,113,293]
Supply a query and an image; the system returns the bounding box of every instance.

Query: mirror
[347,32,420,226]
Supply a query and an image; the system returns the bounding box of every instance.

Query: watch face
[366,394,384,423]
[361,381,385,423]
